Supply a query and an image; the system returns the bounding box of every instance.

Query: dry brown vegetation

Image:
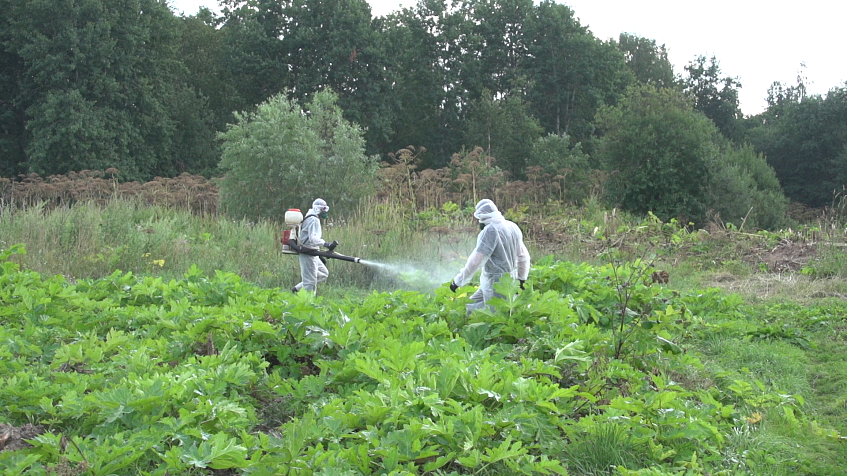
[0,170,218,216]
[377,146,597,212]
[2,154,578,221]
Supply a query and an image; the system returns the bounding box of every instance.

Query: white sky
[170,0,846,116]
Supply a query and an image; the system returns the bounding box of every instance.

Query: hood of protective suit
[473,199,503,225]
[311,198,329,216]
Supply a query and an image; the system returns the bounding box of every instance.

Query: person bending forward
[450,199,530,314]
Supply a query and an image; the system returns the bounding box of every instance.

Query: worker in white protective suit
[449,199,530,314]
[293,198,338,294]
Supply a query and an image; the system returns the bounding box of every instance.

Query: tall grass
[3,193,845,295]
[0,197,482,293]
[561,422,648,475]
[0,198,282,286]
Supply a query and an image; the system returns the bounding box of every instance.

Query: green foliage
[530,257,688,361]
[176,12,241,133]
[219,0,392,155]
[464,89,544,179]
[617,33,675,89]
[527,133,591,203]
[2,0,217,181]
[801,240,847,279]
[217,89,378,220]
[596,84,790,230]
[376,0,469,166]
[746,85,847,208]
[562,421,649,474]
[596,84,718,224]
[682,56,743,142]
[706,143,788,230]
[0,243,843,475]
[1,0,844,208]
[525,1,632,141]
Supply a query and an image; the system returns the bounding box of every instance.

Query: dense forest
[1,0,845,224]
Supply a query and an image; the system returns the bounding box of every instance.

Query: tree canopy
[1,0,218,181]
[596,85,716,223]
[597,84,787,229]
[1,0,843,223]
[745,84,847,208]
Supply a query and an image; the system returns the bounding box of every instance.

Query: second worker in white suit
[450,199,530,314]
[293,198,338,294]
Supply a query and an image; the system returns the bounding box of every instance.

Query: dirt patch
[744,239,817,273]
[0,423,45,452]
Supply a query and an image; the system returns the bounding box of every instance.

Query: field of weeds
[1,195,846,475]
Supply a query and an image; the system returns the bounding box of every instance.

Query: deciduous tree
[598,84,789,229]
[377,0,470,167]
[524,1,630,141]
[217,89,378,221]
[617,33,674,89]
[747,85,847,208]
[2,0,217,181]
[462,0,534,98]
[682,55,743,142]
[464,89,542,179]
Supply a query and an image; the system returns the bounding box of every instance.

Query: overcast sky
[170,0,846,116]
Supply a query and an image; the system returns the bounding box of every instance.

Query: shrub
[706,144,788,230]
[595,84,717,224]
[217,89,378,221]
[527,133,591,204]
[596,84,790,229]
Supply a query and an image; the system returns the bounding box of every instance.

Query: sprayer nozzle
[354,258,361,263]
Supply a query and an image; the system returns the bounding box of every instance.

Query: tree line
[1,0,845,225]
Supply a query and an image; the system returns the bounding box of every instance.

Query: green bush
[527,133,591,204]
[217,89,378,221]
[596,84,790,230]
[706,143,788,230]
[595,84,717,224]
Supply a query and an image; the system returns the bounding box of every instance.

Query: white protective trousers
[294,210,329,293]
[296,254,328,292]
[453,216,530,314]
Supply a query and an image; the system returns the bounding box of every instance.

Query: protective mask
[479,222,486,230]
[319,211,328,219]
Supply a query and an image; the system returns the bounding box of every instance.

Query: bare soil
[743,238,818,273]
[0,423,45,452]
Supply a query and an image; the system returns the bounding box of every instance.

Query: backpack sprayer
[279,208,363,263]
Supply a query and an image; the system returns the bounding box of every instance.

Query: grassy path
[807,326,847,435]
[744,297,847,475]
[805,330,847,474]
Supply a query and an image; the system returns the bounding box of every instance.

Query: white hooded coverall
[294,199,330,293]
[453,199,531,314]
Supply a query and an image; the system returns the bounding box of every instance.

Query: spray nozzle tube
[288,238,362,263]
